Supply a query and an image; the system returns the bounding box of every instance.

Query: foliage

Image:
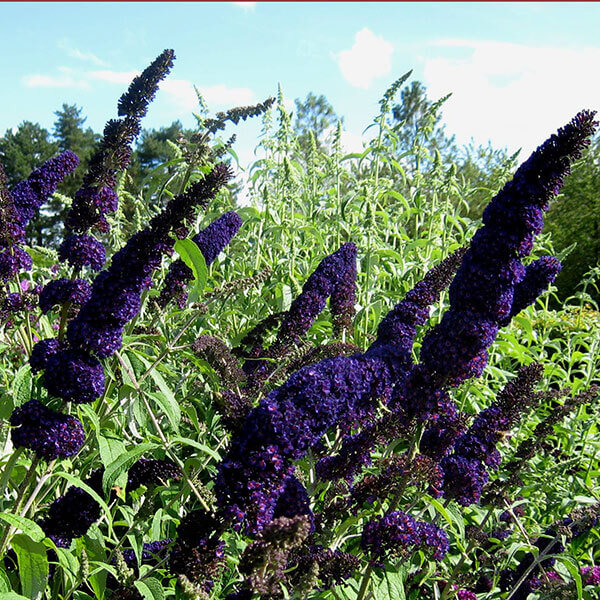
[544,134,600,302]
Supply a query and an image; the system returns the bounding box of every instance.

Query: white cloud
[422,39,600,156]
[90,69,140,84]
[22,66,90,89]
[233,2,256,9]
[322,124,365,155]
[90,72,254,111]
[334,28,394,89]
[58,40,107,66]
[196,83,255,108]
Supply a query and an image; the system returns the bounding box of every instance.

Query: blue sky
[1,2,599,171]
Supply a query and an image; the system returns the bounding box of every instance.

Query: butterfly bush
[0,152,78,283]
[59,49,175,271]
[0,50,599,600]
[158,210,243,308]
[215,110,597,544]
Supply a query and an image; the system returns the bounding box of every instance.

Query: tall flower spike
[240,242,357,385]
[365,247,466,379]
[66,164,230,360]
[36,165,230,406]
[440,363,543,506]
[216,353,392,533]
[0,152,79,282]
[10,151,80,236]
[277,242,357,346]
[61,50,175,270]
[158,210,242,308]
[117,49,175,119]
[419,110,597,388]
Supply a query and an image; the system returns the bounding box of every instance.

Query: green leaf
[0,566,12,592]
[133,353,181,432]
[11,534,48,600]
[146,391,180,433]
[12,365,32,407]
[373,568,407,600]
[172,437,221,461]
[134,578,164,600]
[0,593,30,600]
[0,513,44,542]
[557,555,583,599]
[174,238,208,303]
[97,434,126,471]
[102,443,157,495]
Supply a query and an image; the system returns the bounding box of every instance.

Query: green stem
[0,447,24,511]
[0,455,40,555]
[439,508,493,600]
[355,564,373,600]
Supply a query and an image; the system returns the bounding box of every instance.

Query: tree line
[1,82,597,301]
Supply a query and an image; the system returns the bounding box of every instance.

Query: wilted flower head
[127,457,182,490]
[39,469,104,548]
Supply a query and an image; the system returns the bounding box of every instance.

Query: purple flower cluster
[40,459,178,550]
[365,248,466,379]
[361,511,448,562]
[64,164,230,362]
[169,510,225,585]
[31,165,230,414]
[158,210,242,308]
[501,256,562,325]
[127,457,182,490]
[0,151,79,281]
[456,591,478,600]
[10,399,84,459]
[43,349,105,404]
[60,50,175,270]
[440,364,543,505]
[216,354,392,533]
[57,234,106,271]
[277,242,357,346]
[272,475,314,529]
[582,566,600,585]
[9,151,80,238]
[418,111,596,390]
[316,426,376,483]
[240,243,358,384]
[39,469,104,548]
[38,278,91,314]
[29,339,65,372]
[121,539,172,570]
